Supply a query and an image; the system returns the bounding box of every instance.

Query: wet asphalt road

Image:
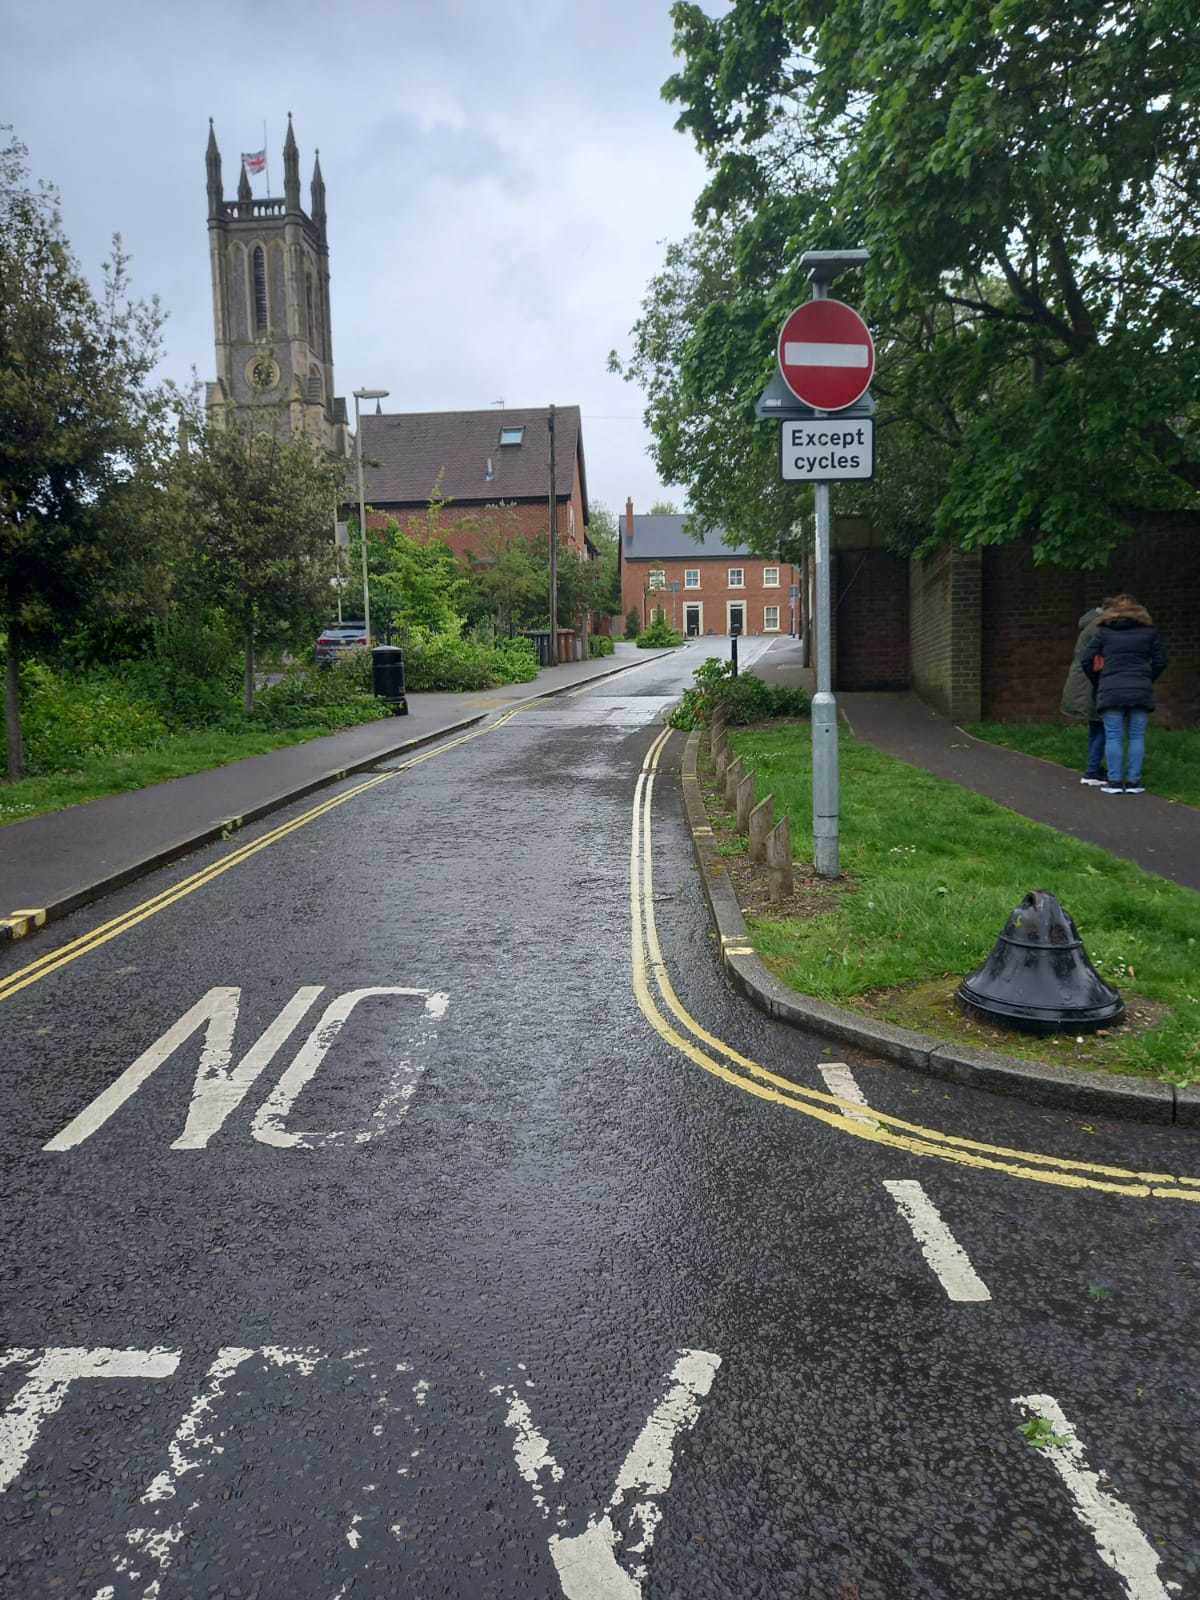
[1,639,1198,1599]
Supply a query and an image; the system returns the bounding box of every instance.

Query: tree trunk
[243,625,256,716]
[4,622,24,783]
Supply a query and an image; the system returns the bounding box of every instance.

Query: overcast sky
[2,0,715,519]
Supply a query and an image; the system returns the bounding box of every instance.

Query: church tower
[205,116,349,455]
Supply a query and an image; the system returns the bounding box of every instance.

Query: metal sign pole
[808,276,839,880]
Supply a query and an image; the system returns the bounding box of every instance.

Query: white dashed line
[882,1180,991,1303]
[1013,1394,1172,1599]
[817,1062,878,1127]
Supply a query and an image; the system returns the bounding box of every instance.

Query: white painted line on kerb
[783,340,869,368]
[1013,1394,1172,1600]
[817,1063,877,1127]
[882,1180,991,1303]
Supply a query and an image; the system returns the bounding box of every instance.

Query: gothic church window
[305,269,316,348]
[252,245,268,333]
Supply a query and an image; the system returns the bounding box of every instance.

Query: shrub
[636,615,684,648]
[254,654,388,730]
[14,662,168,774]
[624,607,643,639]
[668,658,810,729]
[401,630,538,692]
[588,635,615,657]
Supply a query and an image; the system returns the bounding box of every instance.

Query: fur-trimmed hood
[1097,600,1153,628]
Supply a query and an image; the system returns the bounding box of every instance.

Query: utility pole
[547,404,558,661]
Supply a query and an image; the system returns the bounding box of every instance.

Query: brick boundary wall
[833,549,910,690]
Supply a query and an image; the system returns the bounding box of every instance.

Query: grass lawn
[965,720,1200,810]
[724,725,1200,1083]
[0,722,385,828]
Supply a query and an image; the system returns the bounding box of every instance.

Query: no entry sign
[777,299,874,411]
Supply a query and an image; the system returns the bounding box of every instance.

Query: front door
[728,602,745,636]
[685,604,701,637]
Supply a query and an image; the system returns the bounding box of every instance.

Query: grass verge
[0,722,387,828]
[964,720,1200,810]
[721,725,1200,1083]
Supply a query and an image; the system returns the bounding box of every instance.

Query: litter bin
[371,645,408,715]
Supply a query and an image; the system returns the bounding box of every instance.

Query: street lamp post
[353,387,389,644]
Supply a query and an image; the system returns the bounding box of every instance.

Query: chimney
[625,497,634,542]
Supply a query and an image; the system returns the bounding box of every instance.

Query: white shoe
[1125,784,1145,794]
[1101,783,1124,794]
[1080,777,1105,786]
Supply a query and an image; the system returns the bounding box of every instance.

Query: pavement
[0,643,678,934]
[2,635,1198,1598]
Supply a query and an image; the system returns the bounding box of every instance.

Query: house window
[684,569,700,589]
[728,567,744,588]
[252,245,268,332]
[568,504,576,536]
[763,566,780,587]
[764,605,780,632]
[498,426,525,446]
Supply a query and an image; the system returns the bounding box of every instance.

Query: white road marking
[818,1062,878,1126]
[0,1347,180,1494]
[783,340,869,368]
[250,987,448,1147]
[495,1348,720,1597]
[98,1347,322,1600]
[1013,1394,1171,1600]
[882,1180,991,1302]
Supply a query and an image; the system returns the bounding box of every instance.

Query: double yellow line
[631,728,1200,1203]
[0,705,529,1006]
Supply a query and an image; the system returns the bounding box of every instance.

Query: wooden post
[767,814,794,901]
[724,756,745,807]
[748,794,774,863]
[714,741,731,782]
[736,772,755,832]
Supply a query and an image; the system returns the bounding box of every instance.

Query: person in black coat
[1080,594,1168,794]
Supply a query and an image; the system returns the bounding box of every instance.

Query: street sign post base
[811,691,840,879]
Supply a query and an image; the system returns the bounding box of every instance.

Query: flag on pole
[241,149,267,175]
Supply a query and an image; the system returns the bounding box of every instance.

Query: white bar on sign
[783,341,869,368]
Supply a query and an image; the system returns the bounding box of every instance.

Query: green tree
[1,133,169,778]
[175,409,343,713]
[633,0,1200,568]
[648,500,680,516]
[344,482,468,640]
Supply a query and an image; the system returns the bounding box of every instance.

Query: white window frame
[763,566,780,588]
[726,600,746,634]
[763,605,780,632]
[684,568,700,589]
[727,567,745,588]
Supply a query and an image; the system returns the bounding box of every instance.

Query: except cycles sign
[780,417,874,481]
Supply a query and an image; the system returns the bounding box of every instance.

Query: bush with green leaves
[668,657,809,729]
[636,615,684,648]
[253,654,387,731]
[12,662,168,775]
[401,630,538,692]
[588,635,615,657]
[624,607,643,639]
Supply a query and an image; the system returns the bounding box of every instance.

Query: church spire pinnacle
[283,111,301,211]
[206,118,223,219]
[310,148,326,233]
[237,160,252,210]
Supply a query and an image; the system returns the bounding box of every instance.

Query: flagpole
[263,120,271,196]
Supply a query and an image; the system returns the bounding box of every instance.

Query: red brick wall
[621,556,800,635]
[980,539,1199,726]
[909,549,982,720]
[833,549,910,690]
[368,496,586,566]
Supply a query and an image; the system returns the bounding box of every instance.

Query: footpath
[0,644,674,940]
[754,643,1200,894]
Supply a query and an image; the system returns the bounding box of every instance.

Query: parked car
[315,622,368,667]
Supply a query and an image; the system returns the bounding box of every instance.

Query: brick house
[805,519,1199,725]
[620,503,801,637]
[358,405,591,561]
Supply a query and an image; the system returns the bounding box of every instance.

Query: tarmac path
[1,641,1197,1599]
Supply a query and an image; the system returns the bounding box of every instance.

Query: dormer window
[498,426,524,446]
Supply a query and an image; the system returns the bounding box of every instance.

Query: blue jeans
[1102,707,1149,785]
[1086,721,1106,779]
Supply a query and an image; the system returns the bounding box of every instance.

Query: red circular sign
[777,299,875,410]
